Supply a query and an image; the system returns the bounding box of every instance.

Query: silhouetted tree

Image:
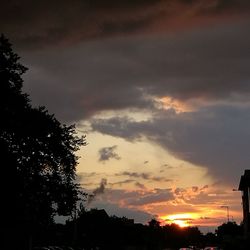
[216,222,248,250]
[204,232,218,246]
[0,34,86,249]
[148,218,161,228]
[216,221,243,239]
[147,218,163,250]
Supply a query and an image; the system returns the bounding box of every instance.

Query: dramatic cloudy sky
[2,0,250,230]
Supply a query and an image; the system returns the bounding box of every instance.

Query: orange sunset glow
[161,213,198,227]
[157,96,193,113]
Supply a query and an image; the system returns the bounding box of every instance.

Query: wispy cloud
[127,188,173,206]
[110,179,135,187]
[87,178,107,204]
[135,182,146,189]
[116,171,172,182]
[98,145,121,162]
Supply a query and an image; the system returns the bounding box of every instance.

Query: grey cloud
[98,187,173,206]
[17,19,250,122]
[127,188,173,206]
[135,182,146,189]
[103,189,142,202]
[91,117,143,141]
[117,172,150,179]
[98,145,121,162]
[93,178,107,194]
[110,179,135,187]
[2,0,250,49]
[116,171,172,182]
[95,188,173,207]
[87,178,107,204]
[152,176,172,182]
[91,105,250,185]
[1,0,165,49]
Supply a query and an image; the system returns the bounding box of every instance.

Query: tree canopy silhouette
[0,34,86,229]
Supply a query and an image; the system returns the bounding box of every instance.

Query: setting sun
[161,213,199,228]
[171,219,189,228]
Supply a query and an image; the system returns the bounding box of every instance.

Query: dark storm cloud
[0,0,165,48]
[18,19,250,122]
[91,105,250,185]
[1,0,250,49]
[98,145,121,162]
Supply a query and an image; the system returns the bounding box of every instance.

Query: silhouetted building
[238,170,250,238]
[88,208,109,219]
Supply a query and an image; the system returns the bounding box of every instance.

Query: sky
[2,0,250,231]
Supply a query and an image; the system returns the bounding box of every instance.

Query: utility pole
[221,205,229,222]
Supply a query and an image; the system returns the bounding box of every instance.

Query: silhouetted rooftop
[88,208,109,218]
[239,170,250,190]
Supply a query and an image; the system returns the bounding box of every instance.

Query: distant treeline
[29,208,248,250]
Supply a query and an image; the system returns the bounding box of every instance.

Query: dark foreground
[15,209,249,250]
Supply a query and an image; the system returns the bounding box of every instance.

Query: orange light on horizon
[160,213,199,228]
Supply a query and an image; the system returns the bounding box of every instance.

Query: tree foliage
[0,34,86,227]
[216,221,243,238]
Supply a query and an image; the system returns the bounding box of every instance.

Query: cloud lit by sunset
[155,96,193,113]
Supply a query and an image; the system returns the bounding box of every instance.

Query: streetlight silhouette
[221,205,230,222]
